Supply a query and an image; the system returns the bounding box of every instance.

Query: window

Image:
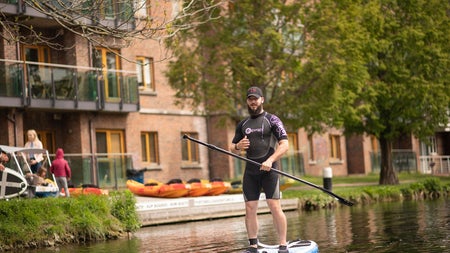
[421,136,437,155]
[92,47,121,100]
[308,134,315,161]
[181,132,199,163]
[25,130,55,153]
[370,135,379,153]
[103,0,115,19]
[96,129,125,153]
[88,0,133,20]
[141,132,159,163]
[136,57,155,90]
[283,132,304,175]
[96,129,126,187]
[22,45,51,98]
[38,131,55,154]
[135,0,151,18]
[22,45,50,63]
[171,0,183,19]
[329,135,342,160]
[287,133,298,154]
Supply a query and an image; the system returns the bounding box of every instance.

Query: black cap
[247,86,263,98]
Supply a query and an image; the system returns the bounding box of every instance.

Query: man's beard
[247,104,263,116]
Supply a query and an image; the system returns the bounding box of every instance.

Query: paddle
[183,135,354,206]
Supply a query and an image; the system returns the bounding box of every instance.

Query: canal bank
[135,193,299,226]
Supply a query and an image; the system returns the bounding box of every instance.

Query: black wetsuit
[232,112,288,201]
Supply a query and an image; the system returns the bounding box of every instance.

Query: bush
[284,176,448,208]
[0,191,139,250]
[423,178,442,194]
[109,190,141,232]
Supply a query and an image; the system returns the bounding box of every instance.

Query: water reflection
[21,199,449,253]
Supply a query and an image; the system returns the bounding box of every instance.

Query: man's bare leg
[267,198,287,246]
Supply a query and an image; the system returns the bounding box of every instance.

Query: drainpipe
[88,116,97,185]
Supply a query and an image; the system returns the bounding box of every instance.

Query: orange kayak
[205,181,231,196]
[186,182,211,197]
[157,183,189,198]
[61,185,107,197]
[68,187,105,196]
[127,179,189,198]
[127,180,160,197]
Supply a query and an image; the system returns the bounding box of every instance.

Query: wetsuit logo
[245,127,262,135]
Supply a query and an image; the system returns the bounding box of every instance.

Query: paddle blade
[338,198,354,206]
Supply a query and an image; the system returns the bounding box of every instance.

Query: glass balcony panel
[29,65,52,99]
[53,67,76,100]
[0,62,23,97]
[123,75,139,103]
[77,70,98,101]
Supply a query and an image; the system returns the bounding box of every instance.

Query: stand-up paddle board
[0,168,28,199]
[257,239,319,253]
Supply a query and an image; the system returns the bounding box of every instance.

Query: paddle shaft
[183,135,354,206]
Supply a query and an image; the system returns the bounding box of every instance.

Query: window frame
[136,56,155,91]
[92,47,122,100]
[141,131,159,164]
[329,134,342,160]
[308,134,315,162]
[181,132,199,163]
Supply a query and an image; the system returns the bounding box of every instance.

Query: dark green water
[19,199,449,252]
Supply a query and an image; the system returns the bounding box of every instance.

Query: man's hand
[261,158,273,171]
[236,135,250,150]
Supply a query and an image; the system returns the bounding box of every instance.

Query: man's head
[0,149,10,164]
[247,86,263,99]
[246,86,264,116]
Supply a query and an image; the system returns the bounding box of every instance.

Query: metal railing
[0,59,139,110]
[38,153,136,190]
[418,155,450,175]
[392,149,417,173]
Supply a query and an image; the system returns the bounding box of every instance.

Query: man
[0,148,10,171]
[232,86,289,253]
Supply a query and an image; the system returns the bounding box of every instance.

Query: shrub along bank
[0,190,140,251]
[283,177,450,210]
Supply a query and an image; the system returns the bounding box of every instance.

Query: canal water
[23,199,449,253]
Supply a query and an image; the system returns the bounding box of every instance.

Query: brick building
[0,0,210,188]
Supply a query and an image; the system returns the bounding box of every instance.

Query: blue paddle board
[0,168,28,199]
[257,239,319,253]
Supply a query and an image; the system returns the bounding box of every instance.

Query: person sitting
[0,148,10,171]
[32,167,49,186]
[24,129,44,174]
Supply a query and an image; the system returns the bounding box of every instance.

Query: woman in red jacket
[50,148,72,197]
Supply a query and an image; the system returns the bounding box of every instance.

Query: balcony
[0,0,136,31]
[0,59,139,112]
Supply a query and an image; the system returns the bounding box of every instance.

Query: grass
[0,190,140,251]
[296,172,450,186]
[282,172,450,210]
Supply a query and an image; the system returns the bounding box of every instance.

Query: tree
[294,0,450,184]
[165,0,450,185]
[0,0,223,52]
[165,0,305,118]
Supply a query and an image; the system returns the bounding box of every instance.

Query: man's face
[0,153,9,163]
[247,96,264,116]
